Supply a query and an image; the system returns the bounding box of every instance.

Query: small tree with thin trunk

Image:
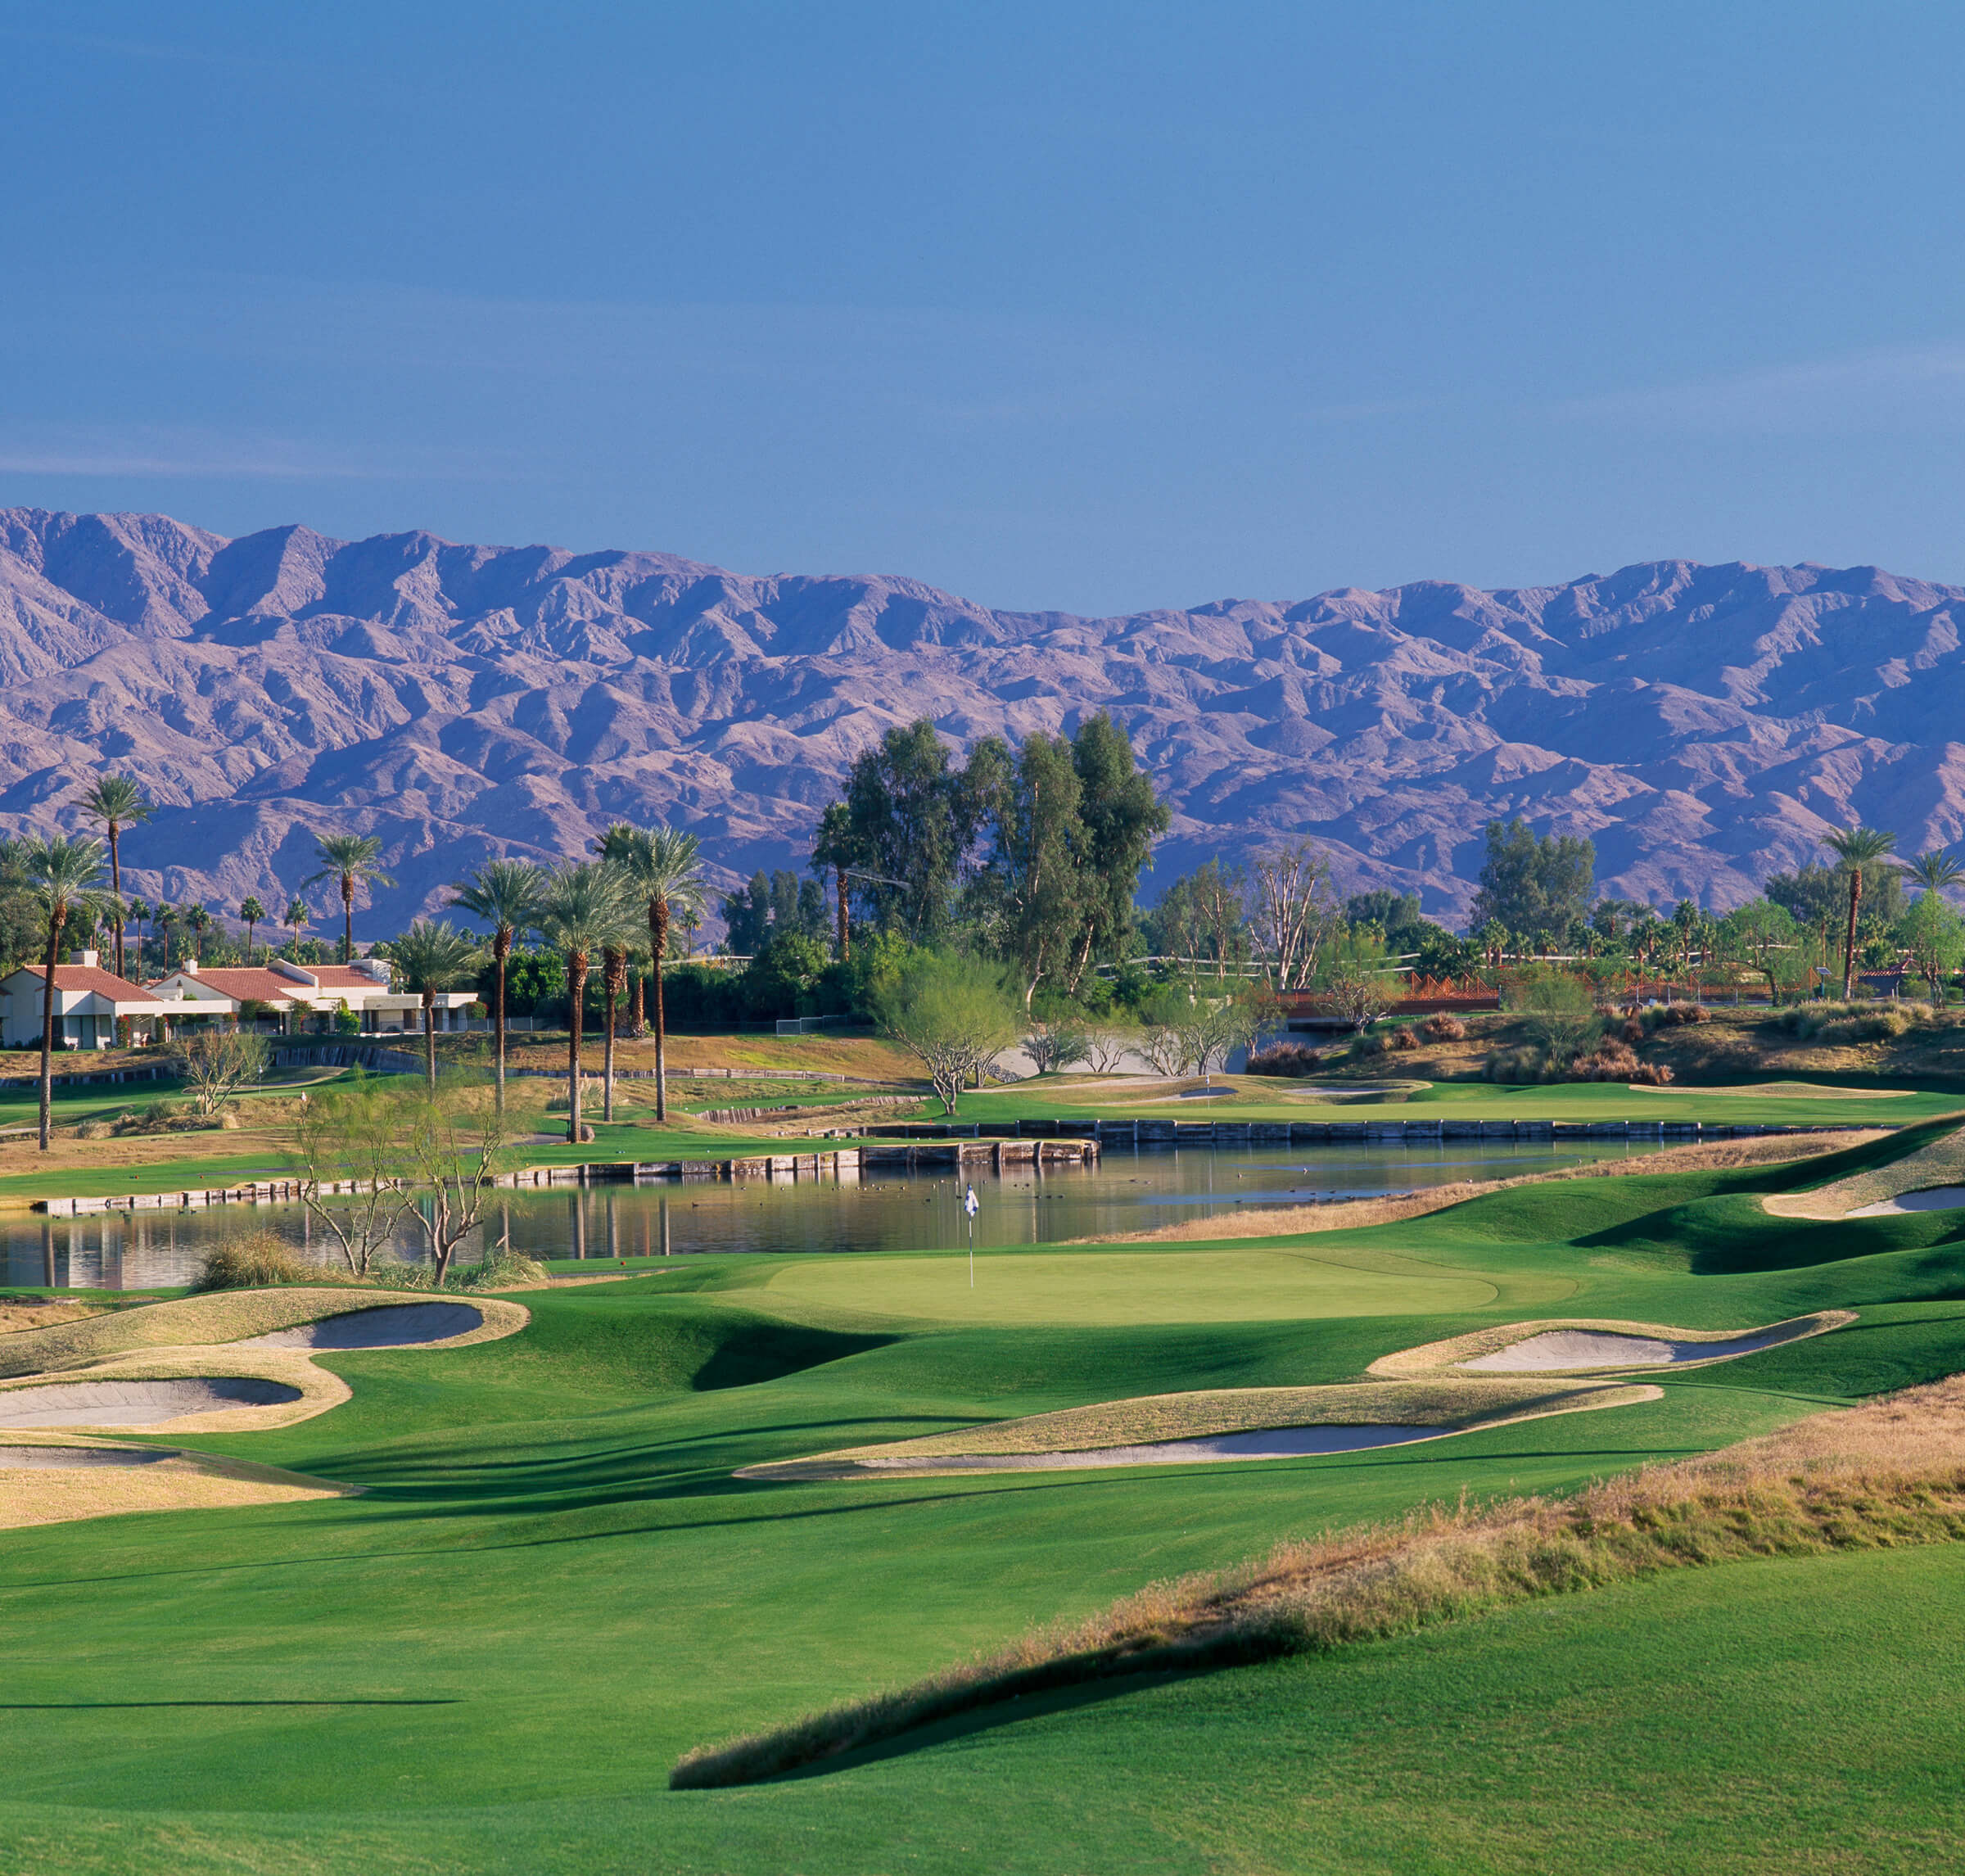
[596,824,706,1124]
[304,833,395,964]
[20,835,106,1150]
[447,859,546,1112]
[76,775,151,981]
[535,861,636,1144]
[875,956,1019,1115]
[1823,825,1897,998]
[387,919,483,1086]
[174,1028,269,1117]
[397,1078,513,1286]
[289,1076,418,1276]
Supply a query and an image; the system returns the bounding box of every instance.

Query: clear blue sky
[3,1,1963,615]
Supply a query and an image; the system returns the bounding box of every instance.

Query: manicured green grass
[0,1128,1962,1869]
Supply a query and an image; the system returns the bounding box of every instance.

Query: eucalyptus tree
[76,775,151,979]
[1823,826,1897,997]
[389,919,483,1086]
[304,833,395,963]
[535,860,636,1143]
[238,896,266,965]
[447,858,547,1110]
[595,824,707,1123]
[20,834,106,1150]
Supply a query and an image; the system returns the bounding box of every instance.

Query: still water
[7,1140,1667,1293]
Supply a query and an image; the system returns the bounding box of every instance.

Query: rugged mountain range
[1,504,1961,938]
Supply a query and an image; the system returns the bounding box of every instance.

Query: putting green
[760,1247,1499,1325]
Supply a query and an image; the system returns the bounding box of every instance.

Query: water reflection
[4,1141,1665,1292]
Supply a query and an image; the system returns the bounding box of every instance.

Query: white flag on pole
[964,1185,980,1218]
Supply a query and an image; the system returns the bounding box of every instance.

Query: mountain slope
[2,506,1961,933]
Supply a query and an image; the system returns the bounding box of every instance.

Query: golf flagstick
[964,1183,979,1286]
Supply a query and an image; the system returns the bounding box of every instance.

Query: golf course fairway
[2,1123,1964,1873]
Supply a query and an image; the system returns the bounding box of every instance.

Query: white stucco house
[147,957,480,1035]
[0,952,172,1051]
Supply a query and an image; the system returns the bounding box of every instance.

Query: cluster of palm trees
[1823,827,1965,999]
[435,825,707,1141]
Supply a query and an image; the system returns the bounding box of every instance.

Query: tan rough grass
[0,1287,528,1380]
[675,1374,1965,1788]
[0,1301,103,1335]
[740,1380,1656,1480]
[1367,1309,1854,1378]
[1764,1117,1965,1218]
[0,1441,352,1530]
[1081,1129,1883,1244]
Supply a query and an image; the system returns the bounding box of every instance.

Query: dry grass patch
[1079,1129,1884,1245]
[0,1435,352,1529]
[1367,1310,1854,1378]
[0,1300,105,1336]
[738,1379,1656,1480]
[676,1373,1965,1788]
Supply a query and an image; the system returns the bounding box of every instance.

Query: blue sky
[3,1,1963,614]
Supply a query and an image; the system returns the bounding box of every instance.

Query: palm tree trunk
[342,878,355,964]
[107,825,122,979]
[566,952,586,1144]
[649,899,671,1123]
[492,933,509,1114]
[38,909,64,1151]
[1843,875,1863,1000]
[836,864,849,961]
[630,973,644,1038]
[422,990,437,1087]
[603,981,617,1122]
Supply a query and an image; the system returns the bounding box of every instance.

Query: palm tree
[596,824,706,1123]
[126,897,151,977]
[1823,825,1898,998]
[183,903,212,964]
[1901,849,1965,897]
[284,897,311,957]
[534,861,635,1145]
[388,919,483,1086]
[239,896,266,965]
[303,833,395,963]
[20,835,106,1150]
[601,941,629,1121]
[155,904,176,972]
[446,859,546,1111]
[76,775,151,979]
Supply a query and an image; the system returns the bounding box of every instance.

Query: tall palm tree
[447,858,546,1111]
[239,896,266,965]
[303,833,395,963]
[1823,825,1898,998]
[126,897,151,977]
[596,824,706,1123]
[1901,849,1965,897]
[21,835,106,1150]
[601,941,629,1121]
[534,861,635,1145]
[388,919,483,1086]
[155,904,176,972]
[183,903,212,963]
[284,897,311,957]
[76,775,151,980]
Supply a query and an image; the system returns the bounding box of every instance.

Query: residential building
[0,952,173,1051]
[147,956,479,1034]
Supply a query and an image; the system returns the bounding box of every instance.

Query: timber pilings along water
[857,1116,1844,1146]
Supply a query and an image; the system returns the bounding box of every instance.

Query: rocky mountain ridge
[2,505,1961,935]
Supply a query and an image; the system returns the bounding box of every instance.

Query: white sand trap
[0,1444,172,1467]
[1849,1186,1965,1218]
[236,1303,485,1349]
[0,1378,301,1429]
[850,1424,1439,1474]
[1461,1328,1797,1372]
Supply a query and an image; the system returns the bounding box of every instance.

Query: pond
[5,1138,1669,1292]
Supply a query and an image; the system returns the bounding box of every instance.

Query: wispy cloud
[1552,344,1965,436]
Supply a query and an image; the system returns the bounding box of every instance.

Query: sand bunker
[0,1377,301,1430]
[1848,1186,1965,1218]
[842,1424,1440,1475]
[1461,1327,1801,1372]
[237,1302,485,1349]
[0,1444,171,1467]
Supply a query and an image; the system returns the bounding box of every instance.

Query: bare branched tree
[174,1028,269,1118]
[397,1081,512,1286]
[288,1078,419,1277]
[1245,843,1338,992]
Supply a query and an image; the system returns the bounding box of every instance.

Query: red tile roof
[168,969,304,1006]
[305,965,393,990]
[13,964,164,1004]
